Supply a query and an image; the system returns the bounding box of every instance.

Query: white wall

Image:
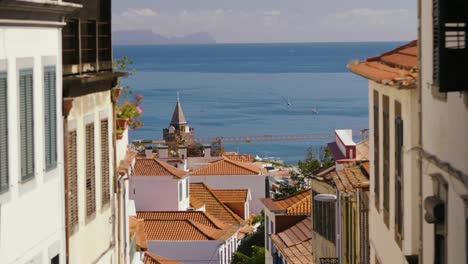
[190,175,266,214]
[147,240,223,264]
[420,2,468,264]
[0,27,66,264]
[67,91,116,264]
[368,81,420,263]
[263,208,276,264]
[130,176,189,211]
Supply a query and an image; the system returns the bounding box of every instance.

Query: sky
[113,0,417,43]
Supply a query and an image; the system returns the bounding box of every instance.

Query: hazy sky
[113,0,417,43]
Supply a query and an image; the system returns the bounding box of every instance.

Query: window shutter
[44,66,57,170]
[68,130,79,234]
[85,123,96,217]
[20,69,34,181]
[0,73,8,192]
[100,119,110,206]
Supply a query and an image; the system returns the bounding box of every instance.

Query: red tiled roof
[356,139,369,161]
[136,211,232,241]
[348,40,418,88]
[144,252,182,264]
[212,189,249,203]
[190,157,260,175]
[223,153,254,163]
[190,183,246,225]
[331,165,369,193]
[129,216,147,250]
[261,189,311,215]
[132,158,188,178]
[271,218,313,264]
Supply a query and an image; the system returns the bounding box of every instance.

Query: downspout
[63,97,74,264]
[111,88,120,264]
[119,175,130,264]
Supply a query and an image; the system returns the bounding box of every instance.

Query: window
[85,123,96,217]
[373,91,380,209]
[0,72,8,193]
[81,20,97,64]
[44,66,57,170]
[433,0,468,92]
[62,19,79,65]
[433,177,448,264]
[19,69,34,181]
[266,215,270,250]
[395,101,404,242]
[68,130,79,234]
[51,255,59,264]
[179,181,183,201]
[382,95,390,225]
[312,190,336,243]
[100,119,110,206]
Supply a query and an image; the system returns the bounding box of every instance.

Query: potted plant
[116,128,124,140]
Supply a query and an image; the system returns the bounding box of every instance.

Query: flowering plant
[116,94,144,130]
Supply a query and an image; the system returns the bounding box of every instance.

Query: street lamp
[313,193,342,264]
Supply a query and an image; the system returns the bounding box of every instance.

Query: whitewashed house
[0,1,80,263]
[349,41,420,263]
[190,157,266,214]
[129,158,190,211]
[420,1,468,263]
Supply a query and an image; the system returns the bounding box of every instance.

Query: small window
[444,23,466,49]
[179,181,183,202]
[185,178,189,198]
[85,123,96,217]
[19,69,35,181]
[44,66,57,170]
[0,72,8,192]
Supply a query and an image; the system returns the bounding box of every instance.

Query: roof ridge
[223,157,260,174]
[187,219,226,240]
[190,182,245,224]
[368,40,417,62]
[154,159,188,178]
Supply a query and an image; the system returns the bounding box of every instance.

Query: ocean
[114,42,402,164]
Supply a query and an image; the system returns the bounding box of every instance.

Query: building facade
[349,41,420,263]
[420,1,468,263]
[0,1,79,263]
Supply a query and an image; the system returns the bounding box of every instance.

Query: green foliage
[113,56,143,130]
[187,143,204,157]
[232,210,265,264]
[232,246,265,264]
[211,138,225,156]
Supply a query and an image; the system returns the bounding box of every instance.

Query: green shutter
[0,73,8,192]
[44,66,57,170]
[20,69,34,181]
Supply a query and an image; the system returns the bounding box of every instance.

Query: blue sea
[114,42,402,164]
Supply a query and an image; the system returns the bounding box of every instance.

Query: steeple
[170,94,187,126]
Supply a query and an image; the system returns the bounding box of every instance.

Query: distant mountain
[113,30,216,45]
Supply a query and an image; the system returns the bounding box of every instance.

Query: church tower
[163,96,195,152]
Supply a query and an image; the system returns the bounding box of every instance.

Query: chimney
[145,146,153,158]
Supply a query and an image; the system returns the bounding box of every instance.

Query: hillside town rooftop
[261,189,311,215]
[190,157,261,175]
[132,158,189,178]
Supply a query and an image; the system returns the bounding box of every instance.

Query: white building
[349,41,420,263]
[0,1,80,263]
[420,1,468,263]
[190,157,266,214]
[129,158,190,211]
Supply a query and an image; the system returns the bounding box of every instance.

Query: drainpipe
[111,88,120,264]
[63,97,74,264]
[119,175,130,264]
[417,1,423,262]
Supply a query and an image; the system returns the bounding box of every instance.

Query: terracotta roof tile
[190,183,246,225]
[223,153,254,163]
[136,211,231,241]
[132,158,188,178]
[261,189,311,215]
[356,139,369,161]
[331,165,369,194]
[348,40,418,88]
[211,189,249,203]
[271,218,312,264]
[190,158,260,175]
[189,197,205,209]
[144,252,182,264]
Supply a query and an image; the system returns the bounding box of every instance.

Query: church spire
[170,94,187,125]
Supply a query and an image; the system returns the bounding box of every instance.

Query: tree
[187,142,204,157]
[232,211,265,264]
[276,145,334,198]
[211,138,225,156]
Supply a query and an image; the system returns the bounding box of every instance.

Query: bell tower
[163,95,194,152]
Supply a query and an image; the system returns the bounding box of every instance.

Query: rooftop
[170,98,187,125]
[136,211,233,241]
[356,139,369,161]
[223,153,254,163]
[335,129,355,146]
[348,40,418,88]
[190,183,247,225]
[190,157,261,176]
[261,189,311,215]
[330,164,370,193]
[143,252,182,264]
[270,217,313,264]
[132,158,188,178]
